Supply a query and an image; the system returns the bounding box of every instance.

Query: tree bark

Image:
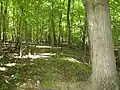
[58,0,65,46]
[82,9,87,52]
[3,1,8,42]
[12,7,16,42]
[0,2,2,40]
[51,1,56,46]
[67,0,71,48]
[83,0,119,90]
[118,37,120,65]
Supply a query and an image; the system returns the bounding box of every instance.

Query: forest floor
[0,45,94,90]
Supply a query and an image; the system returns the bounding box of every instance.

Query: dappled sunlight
[0,55,3,59]
[0,0,116,89]
[0,67,7,71]
[40,53,56,56]
[15,52,56,59]
[36,46,52,48]
[35,45,61,49]
[5,63,16,67]
[22,53,41,59]
[62,57,81,63]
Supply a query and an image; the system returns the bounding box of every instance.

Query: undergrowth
[0,53,91,90]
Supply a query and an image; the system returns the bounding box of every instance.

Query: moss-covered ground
[0,47,92,90]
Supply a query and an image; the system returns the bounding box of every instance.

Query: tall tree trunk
[58,8,62,46]
[35,12,39,43]
[0,2,2,40]
[16,12,19,42]
[58,0,65,46]
[67,0,71,48]
[25,20,28,42]
[3,0,8,42]
[25,0,29,43]
[12,8,16,42]
[40,20,44,44]
[83,0,118,90]
[70,0,74,44]
[118,37,120,65]
[81,7,88,52]
[51,1,56,46]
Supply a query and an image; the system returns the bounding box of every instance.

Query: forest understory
[0,42,92,90]
[0,41,120,90]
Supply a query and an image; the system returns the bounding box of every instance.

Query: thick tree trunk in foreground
[118,38,120,64]
[84,0,118,90]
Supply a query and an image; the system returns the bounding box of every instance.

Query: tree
[0,1,2,40]
[50,1,56,46]
[67,0,71,48]
[3,0,8,42]
[118,36,120,65]
[83,0,119,90]
[58,0,65,46]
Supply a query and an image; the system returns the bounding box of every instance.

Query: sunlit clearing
[0,67,7,71]
[35,45,61,49]
[22,54,41,59]
[0,55,3,59]
[36,46,52,48]
[62,57,80,63]
[5,63,16,67]
[15,53,56,59]
[40,53,56,56]
[13,53,19,56]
